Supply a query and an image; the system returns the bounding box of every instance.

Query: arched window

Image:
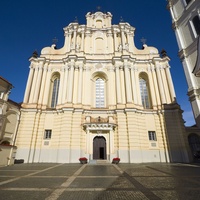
[192,16,200,36]
[95,78,105,108]
[51,76,60,108]
[139,75,151,109]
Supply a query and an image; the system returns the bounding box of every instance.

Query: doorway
[93,136,107,160]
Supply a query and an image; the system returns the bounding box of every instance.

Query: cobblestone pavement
[0,162,200,200]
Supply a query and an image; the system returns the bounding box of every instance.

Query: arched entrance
[93,136,107,160]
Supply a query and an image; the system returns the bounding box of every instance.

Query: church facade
[15,11,191,163]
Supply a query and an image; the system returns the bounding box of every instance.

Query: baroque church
[15,11,192,163]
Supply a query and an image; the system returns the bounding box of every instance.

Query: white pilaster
[42,68,52,106]
[29,65,39,103]
[124,64,132,103]
[130,66,137,105]
[81,31,85,52]
[113,31,118,52]
[120,66,126,104]
[135,68,142,105]
[84,66,91,106]
[38,63,48,105]
[115,66,122,104]
[33,64,43,103]
[165,66,176,101]
[77,65,83,104]
[156,65,167,104]
[23,64,34,103]
[62,64,69,103]
[57,66,65,105]
[67,63,75,103]
[151,67,161,106]
[147,66,157,107]
[160,66,171,104]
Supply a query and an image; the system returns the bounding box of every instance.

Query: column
[57,66,65,105]
[130,66,137,105]
[81,31,85,52]
[115,66,122,104]
[23,64,34,103]
[33,64,43,103]
[108,66,116,106]
[124,64,132,103]
[72,30,77,50]
[110,129,114,154]
[38,63,48,105]
[84,66,91,106]
[42,68,52,106]
[67,63,75,103]
[160,67,171,104]
[120,66,125,104]
[29,65,39,103]
[77,64,83,104]
[156,65,166,104]
[73,65,79,104]
[113,31,118,52]
[86,129,90,154]
[134,68,142,105]
[147,67,157,107]
[64,31,71,52]
[152,67,161,106]
[62,64,69,103]
[121,30,125,50]
[165,66,176,101]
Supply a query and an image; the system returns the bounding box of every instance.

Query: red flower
[79,157,88,161]
[113,157,120,161]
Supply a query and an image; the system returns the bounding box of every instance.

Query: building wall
[167,0,200,127]
[15,11,191,163]
[0,77,20,166]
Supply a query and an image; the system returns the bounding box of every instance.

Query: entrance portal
[93,136,107,160]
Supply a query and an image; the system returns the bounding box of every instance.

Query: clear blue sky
[0,0,195,126]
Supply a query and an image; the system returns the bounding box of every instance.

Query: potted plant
[79,157,88,164]
[112,157,120,164]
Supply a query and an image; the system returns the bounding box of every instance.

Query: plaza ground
[0,162,200,200]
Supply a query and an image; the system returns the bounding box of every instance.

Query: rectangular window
[183,0,192,6]
[148,131,157,141]
[192,16,200,36]
[44,130,52,139]
[0,91,4,99]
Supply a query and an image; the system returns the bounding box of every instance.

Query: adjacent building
[167,0,200,158]
[0,76,20,165]
[167,0,200,128]
[15,11,191,163]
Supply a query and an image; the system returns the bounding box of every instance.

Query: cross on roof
[97,6,101,11]
[120,16,124,22]
[140,37,147,45]
[52,37,58,45]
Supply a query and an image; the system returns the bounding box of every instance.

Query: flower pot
[112,160,119,164]
[80,160,87,164]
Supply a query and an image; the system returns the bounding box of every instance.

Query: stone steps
[89,160,110,165]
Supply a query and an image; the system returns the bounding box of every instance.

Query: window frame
[95,78,105,108]
[50,73,60,108]
[183,0,192,7]
[44,129,52,140]
[148,131,157,141]
[191,15,200,38]
[139,74,152,109]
